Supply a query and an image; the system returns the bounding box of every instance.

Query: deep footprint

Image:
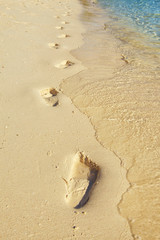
[40,88,59,106]
[64,152,99,208]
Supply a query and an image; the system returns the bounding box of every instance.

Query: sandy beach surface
[61,2,160,240]
[0,0,133,239]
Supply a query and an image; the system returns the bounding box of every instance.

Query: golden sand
[0,0,132,239]
[61,2,160,240]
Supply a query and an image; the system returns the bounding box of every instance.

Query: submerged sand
[61,2,160,240]
[0,0,132,239]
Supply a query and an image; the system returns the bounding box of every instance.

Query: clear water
[62,1,160,239]
[98,0,160,43]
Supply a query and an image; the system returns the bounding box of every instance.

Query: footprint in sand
[62,12,71,17]
[58,34,70,39]
[40,88,59,106]
[55,26,64,30]
[48,42,60,49]
[64,152,99,209]
[55,60,74,69]
[61,21,69,25]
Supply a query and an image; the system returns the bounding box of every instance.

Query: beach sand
[61,2,160,240]
[0,0,133,239]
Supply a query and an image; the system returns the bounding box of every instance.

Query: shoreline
[2,0,159,239]
[62,1,160,240]
[0,0,133,239]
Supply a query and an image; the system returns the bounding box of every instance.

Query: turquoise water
[98,0,160,43]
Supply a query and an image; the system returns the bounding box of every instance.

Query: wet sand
[0,0,132,239]
[62,1,160,240]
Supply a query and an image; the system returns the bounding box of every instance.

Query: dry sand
[0,0,132,239]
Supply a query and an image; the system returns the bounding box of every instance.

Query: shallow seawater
[99,0,160,44]
[62,1,160,239]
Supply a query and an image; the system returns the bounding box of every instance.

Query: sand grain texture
[0,0,132,239]
[61,2,160,240]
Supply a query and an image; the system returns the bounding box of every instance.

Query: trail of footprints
[48,12,73,69]
[44,11,74,107]
[40,10,100,212]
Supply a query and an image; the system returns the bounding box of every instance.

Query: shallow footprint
[61,21,69,25]
[64,152,99,209]
[48,42,60,49]
[55,26,64,30]
[55,60,74,69]
[62,12,71,17]
[58,34,70,39]
[40,88,59,106]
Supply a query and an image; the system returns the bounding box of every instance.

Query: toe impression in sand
[40,88,59,106]
[64,152,99,209]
